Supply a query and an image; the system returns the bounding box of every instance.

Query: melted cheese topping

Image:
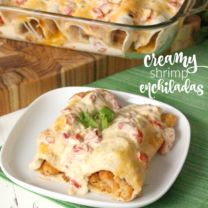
[30,89,175,200]
[8,0,184,25]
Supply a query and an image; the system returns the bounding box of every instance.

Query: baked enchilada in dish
[30,89,177,201]
[0,0,185,56]
[8,0,184,24]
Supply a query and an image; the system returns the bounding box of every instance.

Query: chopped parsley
[78,106,115,130]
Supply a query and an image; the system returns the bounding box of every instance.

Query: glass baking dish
[0,0,207,58]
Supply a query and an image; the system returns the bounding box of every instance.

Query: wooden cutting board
[0,38,141,115]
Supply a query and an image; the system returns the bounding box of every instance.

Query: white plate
[0,87,191,208]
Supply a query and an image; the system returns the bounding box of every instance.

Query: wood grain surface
[0,38,141,115]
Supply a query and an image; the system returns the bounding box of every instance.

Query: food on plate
[0,0,185,55]
[30,89,177,201]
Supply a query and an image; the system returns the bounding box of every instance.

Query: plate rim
[0,86,191,208]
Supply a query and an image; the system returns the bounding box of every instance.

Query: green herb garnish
[78,106,115,130]
[78,111,98,129]
[98,107,115,130]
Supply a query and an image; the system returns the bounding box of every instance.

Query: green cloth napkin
[1,40,208,208]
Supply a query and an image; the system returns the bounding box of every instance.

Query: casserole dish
[0,0,207,58]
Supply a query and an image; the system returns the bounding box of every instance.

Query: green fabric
[1,40,208,208]
[89,41,208,208]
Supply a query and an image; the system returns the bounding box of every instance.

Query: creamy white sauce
[30,90,175,198]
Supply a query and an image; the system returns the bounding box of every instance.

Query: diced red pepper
[118,122,125,129]
[95,129,99,136]
[95,129,102,138]
[91,8,104,18]
[150,120,163,129]
[66,117,71,124]
[147,9,153,21]
[75,134,82,140]
[64,7,73,16]
[90,94,97,103]
[15,0,26,5]
[77,92,87,98]
[70,92,86,100]
[137,152,148,168]
[0,16,4,25]
[45,136,55,144]
[63,132,70,139]
[66,113,75,125]
[72,145,84,153]
[136,128,143,143]
[70,179,81,188]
